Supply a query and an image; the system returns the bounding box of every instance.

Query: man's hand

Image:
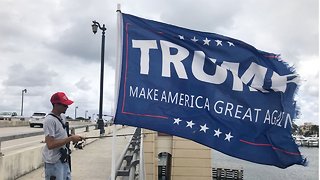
[70,135,83,143]
[45,135,82,150]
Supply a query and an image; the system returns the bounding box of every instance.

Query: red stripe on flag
[240,139,301,156]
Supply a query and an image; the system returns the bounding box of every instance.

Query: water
[211,147,319,180]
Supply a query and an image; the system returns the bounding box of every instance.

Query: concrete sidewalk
[17,126,136,180]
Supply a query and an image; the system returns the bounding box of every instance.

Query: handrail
[212,167,244,180]
[115,133,134,172]
[113,128,142,180]
[0,130,44,142]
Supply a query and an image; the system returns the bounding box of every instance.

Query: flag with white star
[114,13,306,168]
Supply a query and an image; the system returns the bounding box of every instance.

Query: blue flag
[114,13,306,168]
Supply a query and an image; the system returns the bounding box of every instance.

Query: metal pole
[75,106,78,120]
[0,140,3,156]
[98,25,106,135]
[21,90,24,116]
[21,89,26,116]
[112,5,122,179]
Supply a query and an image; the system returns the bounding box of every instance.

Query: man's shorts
[44,161,71,180]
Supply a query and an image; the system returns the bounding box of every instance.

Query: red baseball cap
[50,92,74,105]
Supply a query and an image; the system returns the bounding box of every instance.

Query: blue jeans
[45,161,71,180]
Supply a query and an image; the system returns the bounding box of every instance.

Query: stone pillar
[143,129,157,180]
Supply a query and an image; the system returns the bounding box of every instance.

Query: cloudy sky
[0,0,318,125]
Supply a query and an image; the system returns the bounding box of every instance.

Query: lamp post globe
[92,22,98,34]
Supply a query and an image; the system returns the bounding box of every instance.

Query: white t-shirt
[42,113,68,163]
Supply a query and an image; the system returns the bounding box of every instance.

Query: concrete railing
[0,120,29,128]
[0,124,97,180]
[0,124,97,156]
[0,119,94,128]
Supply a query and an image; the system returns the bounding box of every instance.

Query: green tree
[310,125,319,136]
[291,122,299,135]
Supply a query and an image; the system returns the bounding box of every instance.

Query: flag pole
[111,3,122,180]
[111,124,117,180]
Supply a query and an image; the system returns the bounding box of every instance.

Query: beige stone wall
[143,129,157,180]
[171,137,211,179]
[143,129,211,179]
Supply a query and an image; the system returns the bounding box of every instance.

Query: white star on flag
[200,124,209,133]
[227,41,235,46]
[209,58,217,63]
[224,132,233,142]
[186,120,195,128]
[191,36,198,42]
[178,35,184,40]
[173,118,182,125]
[203,37,211,45]
[215,40,223,46]
[214,128,222,137]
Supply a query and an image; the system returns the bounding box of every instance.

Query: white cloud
[75,77,92,91]
[3,64,57,87]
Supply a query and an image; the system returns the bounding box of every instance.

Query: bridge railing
[114,128,144,180]
[212,167,244,180]
[0,124,96,156]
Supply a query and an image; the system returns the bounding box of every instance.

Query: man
[43,92,82,180]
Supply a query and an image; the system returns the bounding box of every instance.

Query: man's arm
[45,135,82,150]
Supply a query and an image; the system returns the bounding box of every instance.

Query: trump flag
[114,13,306,168]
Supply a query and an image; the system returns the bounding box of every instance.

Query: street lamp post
[92,20,106,135]
[92,113,95,121]
[21,89,27,116]
[75,106,78,120]
[85,110,88,119]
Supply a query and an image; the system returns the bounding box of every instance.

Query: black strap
[48,113,72,171]
[48,113,66,129]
